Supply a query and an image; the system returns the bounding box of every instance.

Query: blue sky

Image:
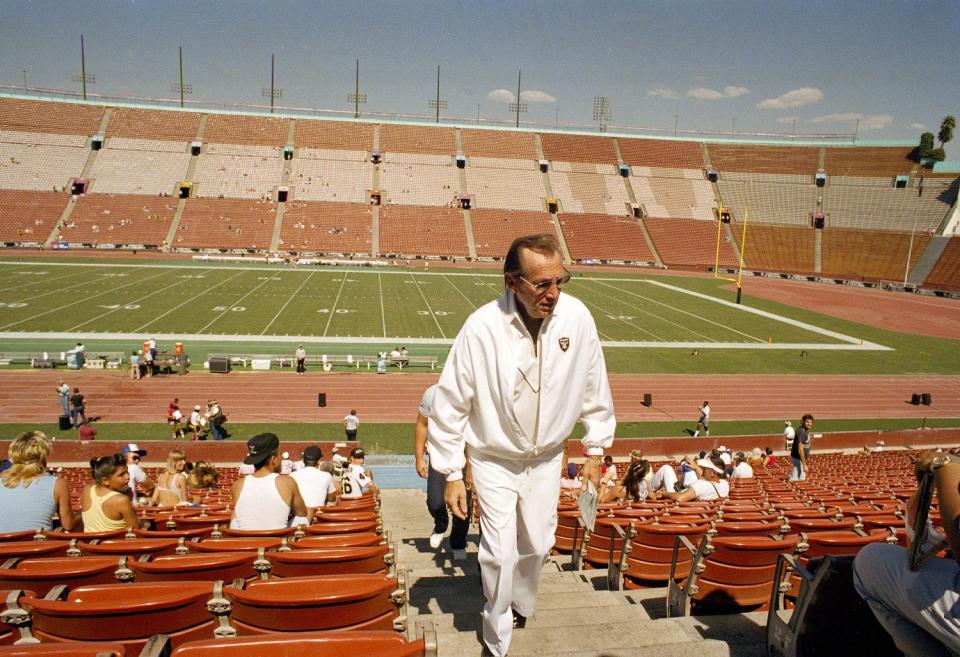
[1,1,958,154]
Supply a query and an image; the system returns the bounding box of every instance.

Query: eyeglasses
[130,455,140,462]
[516,272,571,293]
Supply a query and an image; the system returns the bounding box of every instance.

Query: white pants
[854,543,960,657]
[470,449,562,657]
[650,464,679,493]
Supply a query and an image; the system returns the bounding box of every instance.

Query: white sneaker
[452,549,467,561]
[429,533,444,549]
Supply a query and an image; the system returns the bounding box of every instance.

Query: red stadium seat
[292,533,383,550]
[0,557,122,597]
[301,521,380,536]
[0,542,67,561]
[167,627,435,657]
[79,538,184,559]
[0,531,42,544]
[267,544,393,577]
[126,552,262,583]
[621,523,712,589]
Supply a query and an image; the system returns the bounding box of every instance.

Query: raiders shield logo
[559,337,570,352]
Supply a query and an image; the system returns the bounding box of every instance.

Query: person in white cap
[428,234,615,657]
[121,443,155,504]
[661,455,729,502]
[783,420,795,450]
[693,401,710,437]
[187,404,206,441]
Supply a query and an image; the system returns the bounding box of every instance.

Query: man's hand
[415,457,428,479]
[445,480,469,520]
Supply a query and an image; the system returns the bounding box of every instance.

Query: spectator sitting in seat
[340,447,377,499]
[560,462,581,500]
[731,452,754,480]
[187,460,219,489]
[81,453,140,532]
[290,446,337,525]
[231,433,307,529]
[747,447,764,467]
[764,447,777,466]
[600,459,651,503]
[0,431,79,532]
[151,449,189,507]
[77,418,97,441]
[122,443,155,504]
[661,456,729,502]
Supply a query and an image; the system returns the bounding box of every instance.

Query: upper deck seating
[105,107,200,142]
[823,146,915,177]
[193,145,283,200]
[203,114,289,147]
[0,97,105,135]
[379,161,459,207]
[559,213,656,263]
[294,120,373,151]
[279,201,372,254]
[618,137,705,169]
[706,144,819,175]
[717,174,819,227]
[379,205,468,257]
[60,194,177,246]
[923,236,960,291]
[290,151,369,203]
[89,138,191,195]
[465,158,544,212]
[540,133,618,165]
[0,190,65,243]
[645,217,739,268]
[460,128,537,160]
[174,198,277,250]
[822,177,951,232]
[380,124,454,156]
[730,222,816,273]
[0,132,89,191]
[820,228,931,281]
[632,169,716,221]
[548,163,630,216]
[470,208,556,258]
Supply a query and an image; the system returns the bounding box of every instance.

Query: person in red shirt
[77,419,96,441]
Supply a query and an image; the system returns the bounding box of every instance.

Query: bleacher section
[646,217,739,268]
[0,189,65,243]
[540,132,617,165]
[0,97,104,135]
[823,146,915,176]
[731,223,816,273]
[0,132,89,191]
[59,194,178,247]
[203,114,289,147]
[193,145,283,200]
[924,236,960,291]
[470,209,556,258]
[619,137,705,169]
[559,213,656,263]
[293,120,373,151]
[105,107,200,141]
[460,128,537,160]
[290,150,368,203]
[380,124,455,156]
[707,144,820,175]
[465,158,545,211]
[717,173,819,227]
[823,177,950,231]
[279,201,373,254]
[632,169,716,221]
[174,198,277,250]
[549,162,630,215]
[379,205,468,257]
[89,138,191,195]
[379,159,459,207]
[820,228,931,281]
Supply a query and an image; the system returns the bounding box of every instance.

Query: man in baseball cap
[121,443,153,502]
[340,447,376,499]
[231,433,307,529]
[662,455,729,502]
[290,445,336,525]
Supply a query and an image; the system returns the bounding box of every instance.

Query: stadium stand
[173,198,277,250]
[293,120,374,151]
[706,144,820,175]
[717,174,819,227]
[464,158,545,211]
[380,124,455,156]
[88,138,191,196]
[379,204,468,257]
[0,133,89,191]
[645,217,739,268]
[279,200,373,254]
[460,128,538,160]
[470,208,557,258]
[632,169,716,221]
[0,97,105,135]
[60,194,177,247]
[202,114,289,147]
[559,213,656,263]
[923,236,960,291]
[289,151,369,203]
[823,176,950,232]
[820,228,931,281]
[548,163,631,216]
[540,132,618,165]
[730,223,816,273]
[822,146,915,176]
[379,161,459,207]
[0,189,66,243]
[193,145,283,200]
[104,107,201,142]
[618,137,705,170]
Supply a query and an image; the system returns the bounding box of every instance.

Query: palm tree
[938,115,956,148]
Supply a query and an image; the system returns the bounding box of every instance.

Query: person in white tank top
[230,433,308,530]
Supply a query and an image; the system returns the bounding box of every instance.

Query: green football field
[0,260,876,349]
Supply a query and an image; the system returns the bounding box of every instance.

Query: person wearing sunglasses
[121,443,155,504]
[427,233,615,657]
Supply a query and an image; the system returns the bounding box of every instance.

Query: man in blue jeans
[789,414,813,480]
[414,384,471,560]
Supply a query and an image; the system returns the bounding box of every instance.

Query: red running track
[2,370,959,425]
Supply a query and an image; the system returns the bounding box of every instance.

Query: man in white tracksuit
[428,234,615,657]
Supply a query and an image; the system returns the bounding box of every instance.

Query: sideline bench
[206,353,438,371]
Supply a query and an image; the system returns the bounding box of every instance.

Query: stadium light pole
[169,46,192,108]
[674,114,679,137]
[593,96,612,132]
[348,60,367,119]
[21,70,27,92]
[261,54,283,113]
[427,65,446,123]
[72,34,96,100]
[509,70,527,128]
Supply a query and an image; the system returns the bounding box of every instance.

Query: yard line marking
[261,271,315,335]
[5,268,132,304]
[442,274,479,310]
[592,279,765,343]
[323,274,349,336]
[581,280,716,342]
[0,268,174,330]
[197,273,278,334]
[64,270,214,331]
[134,270,248,332]
[411,274,445,339]
[0,266,108,294]
[574,292,664,341]
[377,273,387,337]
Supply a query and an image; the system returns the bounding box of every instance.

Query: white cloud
[487,89,514,103]
[757,87,824,109]
[686,85,749,100]
[776,116,799,124]
[808,112,894,130]
[647,88,681,100]
[520,90,556,103]
[910,122,927,130]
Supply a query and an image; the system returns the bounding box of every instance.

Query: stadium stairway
[381,490,767,657]
[908,234,950,286]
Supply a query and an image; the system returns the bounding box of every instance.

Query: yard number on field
[98,304,140,310]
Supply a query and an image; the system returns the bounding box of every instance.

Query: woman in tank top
[152,449,189,507]
[0,431,78,533]
[81,454,139,532]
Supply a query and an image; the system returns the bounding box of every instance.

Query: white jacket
[428,290,615,480]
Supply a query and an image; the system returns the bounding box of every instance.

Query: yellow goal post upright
[713,204,748,304]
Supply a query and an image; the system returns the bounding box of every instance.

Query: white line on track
[0,268,174,330]
[377,273,387,337]
[261,271,315,335]
[133,269,249,333]
[410,274,445,339]
[197,274,277,334]
[323,274,348,337]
